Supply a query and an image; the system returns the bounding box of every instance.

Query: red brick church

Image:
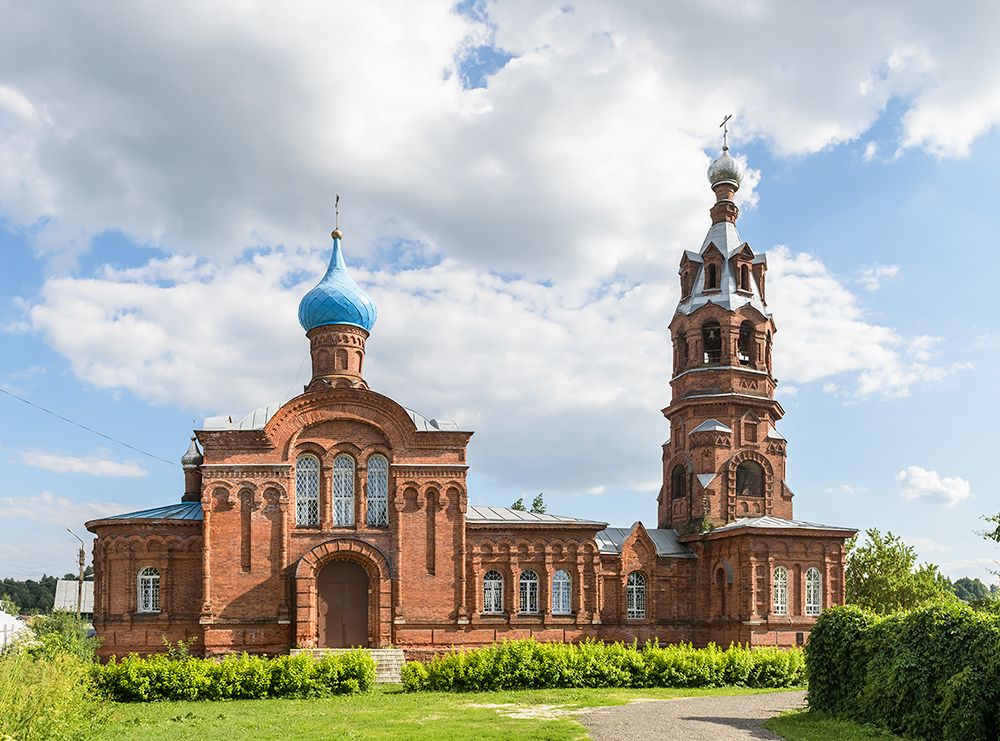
[86,145,855,657]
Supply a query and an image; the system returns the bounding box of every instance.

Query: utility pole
[67,528,85,619]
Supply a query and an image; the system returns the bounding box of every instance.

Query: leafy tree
[530,493,546,514]
[845,528,957,613]
[0,593,18,615]
[510,498,526,511]
[953,576,991,604]
[0,575,58,614]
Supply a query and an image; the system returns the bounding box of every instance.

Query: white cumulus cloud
[858,264,900,291]
[896,466,972,507]
[19,450,148,478]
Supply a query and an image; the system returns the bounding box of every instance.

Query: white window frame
[365,455,389,527]
[519,570,539,614]
[626,571,646,619]
[137,567,160,613]
[773,566,789,615]
[805,567,822,616]
[551,570,572,615]
[483,570,503,614]
[295,455,320,527]
[333,455,355,527]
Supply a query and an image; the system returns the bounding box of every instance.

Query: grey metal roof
[102,502,204,521]
[595,527,695,558]
[203,402,457,433]
[711,516,855,533]
[54,580,94,613]
[697,473,719,489]
[467,506,605,526]
[690,419,732,434]
[675,221,769,317]
[765,425,785,441]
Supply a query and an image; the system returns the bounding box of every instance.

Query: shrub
[401,639,804,692]
[807,603,1000,741]
[0,650,108,740]
[92,650,377,702]
[27,610,99,661]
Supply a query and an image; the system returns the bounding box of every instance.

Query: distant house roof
[466,506,606,526]
[595,528,696,558]
[53,580,94,613]
[710,516,855,534]
[690,419,733,434]
[101,502,204,522]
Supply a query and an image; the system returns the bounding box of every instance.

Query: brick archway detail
[294,539,393,648]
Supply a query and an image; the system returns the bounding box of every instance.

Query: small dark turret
[181,436,203,502]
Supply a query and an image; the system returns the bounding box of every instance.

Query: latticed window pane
[137,567,160,613]
[773,567,789,615]
[483,570,503,614]
[627,572,646,619]
[552,570,571,615]
[519,570,539,614]
[333,455,355,527]
[366,455,389,527]
[805,567,822,616]
[295,456,320,526]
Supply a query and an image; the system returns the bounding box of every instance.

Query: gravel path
[580,690,806,741]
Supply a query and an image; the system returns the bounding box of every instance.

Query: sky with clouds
[0,0,997,584]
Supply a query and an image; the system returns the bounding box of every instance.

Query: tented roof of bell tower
[675,221,769,317]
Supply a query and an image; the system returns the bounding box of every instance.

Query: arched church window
[552,570,571,615]
[295,455,320,527]
[519,570,539,614]
[736,460,765,497]
[739,264,751,291]
[716,567,727,616]
[483,570,503,614]
[137,567,160,613]
[366,455,389,527]
[671,465,686,499]
[333,455,356,527]
[773,566,788,615]
[738,321,755,366]
[703,321,722,364]
[706,263,720,290]
[681,270,692,299]
[676,336,688,370]
[805,567,822,616]
[626,571,646,619]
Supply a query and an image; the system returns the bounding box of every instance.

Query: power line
[0,386,180,468]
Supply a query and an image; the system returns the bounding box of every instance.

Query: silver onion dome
[707,146,743,188]
[180,436,203,468]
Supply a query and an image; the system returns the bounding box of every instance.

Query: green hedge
[400,639,804,692]
[807,604,1000,741]
[91,650,376,702]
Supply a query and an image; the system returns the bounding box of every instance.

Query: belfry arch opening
[671,465,686,499]
[738,321,755,366]
[706,263,719,290]
[703,321,722,364]
[736,460,765,498]
[739,264,751,291]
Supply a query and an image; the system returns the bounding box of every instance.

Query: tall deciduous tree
[510,498,526,511]
[530,494,546,514]
[845,528,956,613]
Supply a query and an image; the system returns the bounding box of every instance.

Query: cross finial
[335,194,340,230]
[720,113,732,150]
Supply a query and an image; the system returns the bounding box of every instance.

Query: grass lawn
[766,710,905,741]
[93,685,796,741]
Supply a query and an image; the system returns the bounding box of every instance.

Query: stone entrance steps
[291,647,405,683]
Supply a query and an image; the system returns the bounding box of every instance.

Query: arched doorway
[317,560,369,648]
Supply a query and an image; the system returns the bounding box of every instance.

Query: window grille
[137,567,160,613]
[551,570,571,615]
[295,455,320,526]
[333,455,355,527]
[773,566,789,615]
[805,567,822,616]
[519,570,539,614]
[483,570,503,614]
[626,572,646,619]
[366,455,389,527]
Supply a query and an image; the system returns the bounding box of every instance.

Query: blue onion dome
[707,145,743,189]
[298,230,377,333]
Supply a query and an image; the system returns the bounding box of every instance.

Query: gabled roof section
[595,527,696,558]
[98,502,204,522]
[710,516,855,534]
[697,473,719,489]
[690,419,732,434]
[676,221,769,317]
[466,506,606,526]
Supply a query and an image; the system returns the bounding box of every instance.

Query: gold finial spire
[331,194,343,239]
[720,113,732,151]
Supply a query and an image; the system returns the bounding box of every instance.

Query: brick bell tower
[658,138,792,534]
